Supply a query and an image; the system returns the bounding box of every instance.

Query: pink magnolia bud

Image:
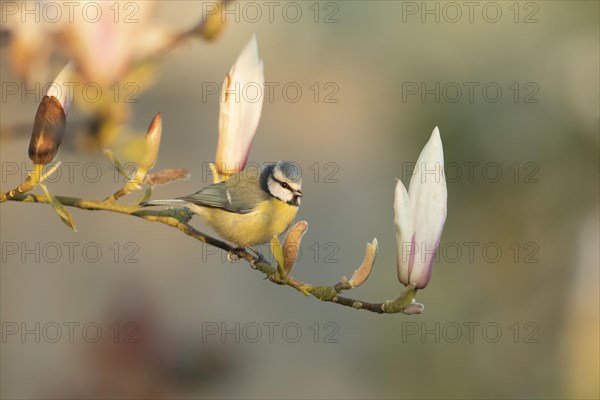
[63,2,168,85]
[394,127,447,289]
[215,35,264,176]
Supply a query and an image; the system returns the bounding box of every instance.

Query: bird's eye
[281,182,290,190]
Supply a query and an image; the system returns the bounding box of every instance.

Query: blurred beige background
[1,1,599,399]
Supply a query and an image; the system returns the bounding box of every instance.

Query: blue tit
[144,161,303,247]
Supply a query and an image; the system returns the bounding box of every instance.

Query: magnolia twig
[4,193,417,314]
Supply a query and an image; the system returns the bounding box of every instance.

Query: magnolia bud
[395,127,447,289]
[283,221,308,275]
[140,112,162,171]
[348,238,378,288]
[215,35,264,176]
[198,1,228,41]
[28,95,66,165]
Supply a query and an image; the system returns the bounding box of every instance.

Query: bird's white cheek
[268,179,293,202]
[277,188,293,203]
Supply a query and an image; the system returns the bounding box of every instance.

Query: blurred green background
[1,1,598,398]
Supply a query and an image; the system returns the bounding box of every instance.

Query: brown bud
[348,238,378,288]
[143,168,190,187]
[140,112,162,171]
[28,95,66,165]
[283,221,308,275]
[403,302,424,315]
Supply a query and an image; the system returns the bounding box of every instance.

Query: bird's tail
[141,199,205,216]
[141,199,189,208]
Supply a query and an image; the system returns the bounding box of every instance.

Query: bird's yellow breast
[200,198,299,247]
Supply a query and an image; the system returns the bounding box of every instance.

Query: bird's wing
[178,170,268,214]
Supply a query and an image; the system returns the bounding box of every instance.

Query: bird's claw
[226,251,240,262]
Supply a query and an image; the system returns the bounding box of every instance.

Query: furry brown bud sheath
[28,95,66,165]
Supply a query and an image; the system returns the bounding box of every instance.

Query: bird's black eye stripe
[273,176,292,190]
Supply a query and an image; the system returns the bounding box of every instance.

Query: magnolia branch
[3,193,421,315]
[0,0,442,316]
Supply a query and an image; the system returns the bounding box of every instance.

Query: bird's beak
[295,190,303,197]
